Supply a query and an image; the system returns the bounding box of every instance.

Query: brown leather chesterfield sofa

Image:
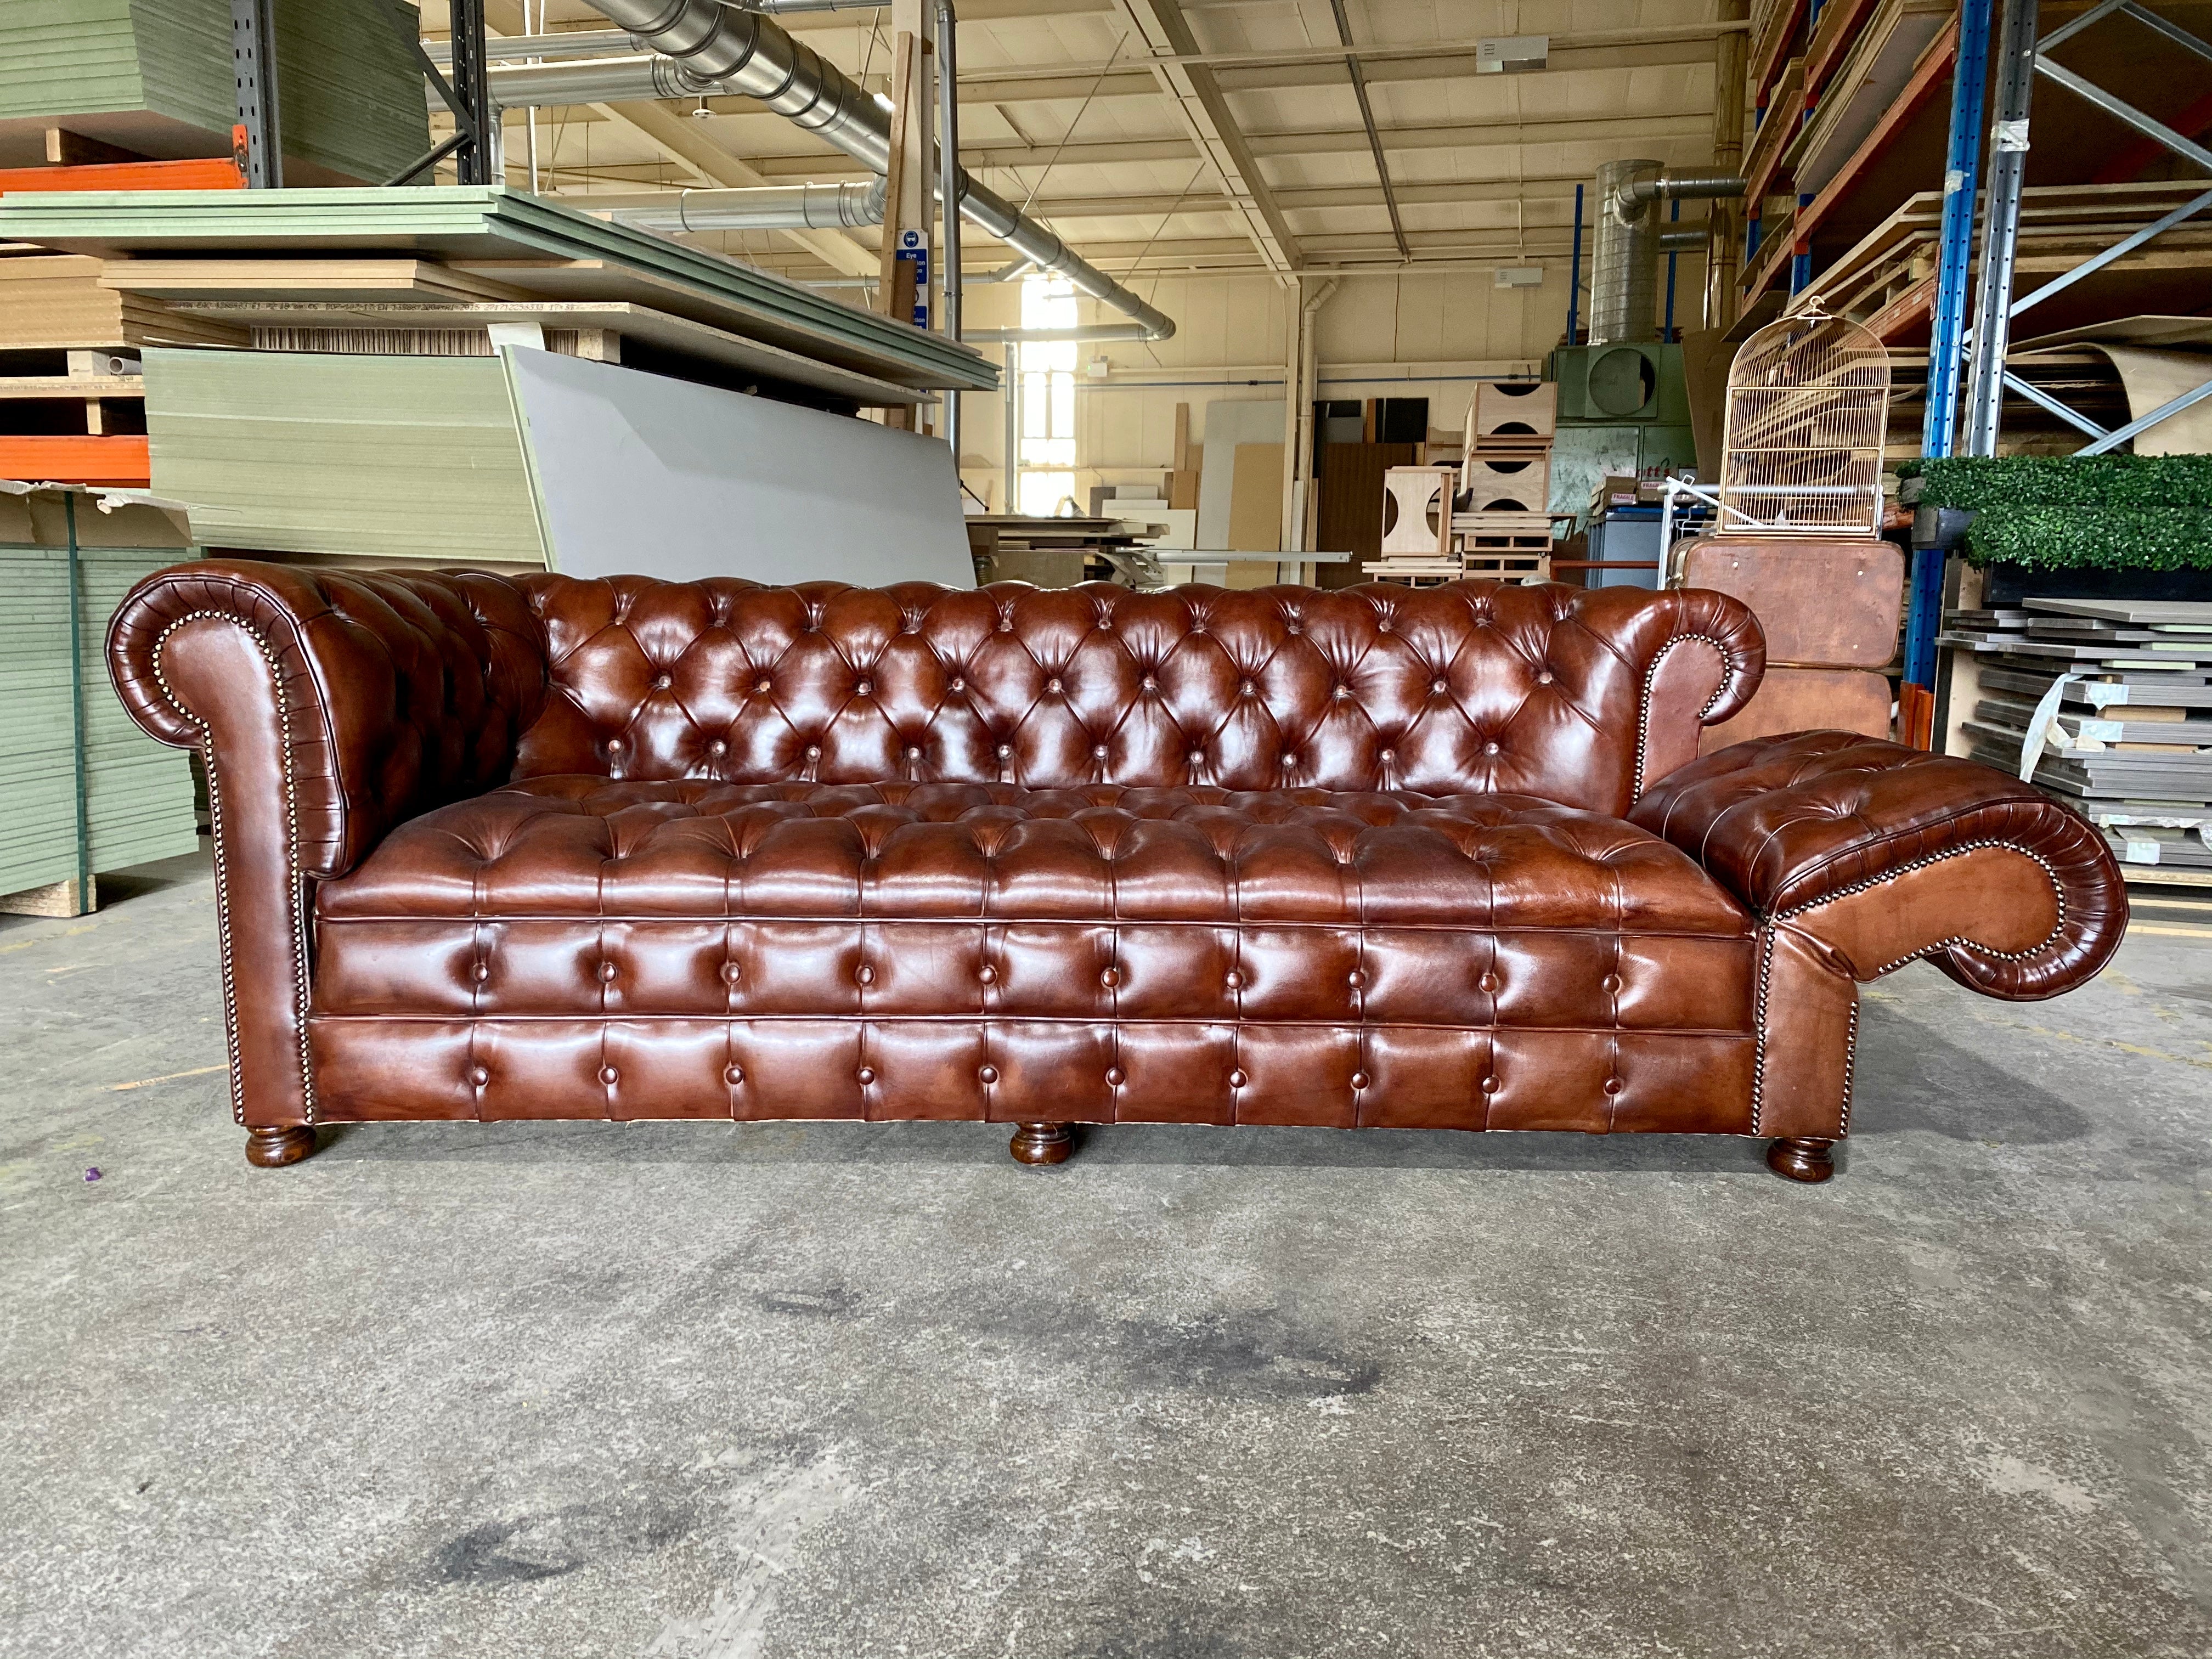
[108,562,2125,1181]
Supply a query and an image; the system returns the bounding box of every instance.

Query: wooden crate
[1380,465,1455,555]
[1471,381,1557,444]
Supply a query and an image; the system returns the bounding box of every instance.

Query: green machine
[1542,341,1697,526]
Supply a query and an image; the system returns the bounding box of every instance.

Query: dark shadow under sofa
[107,563,2125,1180]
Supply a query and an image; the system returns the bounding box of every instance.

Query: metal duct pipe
[1615,173,1748,210]
[603,179,885,232]
[964,324,1158,343]
[579,0,1176,340]
[1658,228,1707,251]
[738,0,888,12]
[478,53,694,106]
[1589,162,1744,343]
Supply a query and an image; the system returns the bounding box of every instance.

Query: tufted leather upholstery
[106,562,2125,1163]
[1630,730,2126,999]
[502,577,1766,820]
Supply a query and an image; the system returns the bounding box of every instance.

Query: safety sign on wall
[895,228,929,330]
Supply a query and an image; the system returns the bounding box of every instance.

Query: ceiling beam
[742,109,1713,176]
[1114,0,1300,273]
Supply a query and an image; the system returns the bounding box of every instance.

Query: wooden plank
[0,158,242,194]
[1743,17,1957,300]
[45,128,146,167]
[0,435,149,483]
[1228,442,1285,552]
[0,875,93,918]
[1751,0,1809,103]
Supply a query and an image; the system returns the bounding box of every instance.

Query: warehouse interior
[3,1,2210,1655]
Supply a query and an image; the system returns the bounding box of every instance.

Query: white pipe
[599,179,886,230]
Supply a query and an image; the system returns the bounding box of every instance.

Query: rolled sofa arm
[1629,730,2126,1000]
[107,560,548,1128]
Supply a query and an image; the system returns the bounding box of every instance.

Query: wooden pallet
[1452,510,1556,553]
[1462,551,1553,582]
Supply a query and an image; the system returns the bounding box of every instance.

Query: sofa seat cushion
[308,778,1757,1131]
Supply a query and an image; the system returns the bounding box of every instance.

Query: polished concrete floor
[3,848,2208,1659]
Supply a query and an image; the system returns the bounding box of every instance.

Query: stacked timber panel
[0,492,196,910]
[1942,598,2212,872]
[0,0,429,184]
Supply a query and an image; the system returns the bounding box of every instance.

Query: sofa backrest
[507,577,1764,816]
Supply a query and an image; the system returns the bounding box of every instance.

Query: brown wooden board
[1679,535,1904,668]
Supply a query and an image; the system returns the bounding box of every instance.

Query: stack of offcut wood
[1454,380,1558,580]
[1363,381,1561,586]
[1943,596,2212,874]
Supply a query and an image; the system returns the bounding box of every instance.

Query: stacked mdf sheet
[0,252,244,350]
[142,348,548,565]
[0,0,429,185]
[1941,597,2212,871]
[0,188,1000,393]
[0,531,198,900]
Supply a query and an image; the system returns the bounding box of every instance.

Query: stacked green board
[0,187,1000,392]
[142,348,548,564]
[0,539,199,901]
[0,0,428,186]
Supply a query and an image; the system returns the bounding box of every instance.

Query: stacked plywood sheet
[0,0,428,184]
[0,188,998,393]
[0,487,197,912]
[1941,597,2212,873]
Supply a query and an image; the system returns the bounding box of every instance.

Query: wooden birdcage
[1717,297,1888,537]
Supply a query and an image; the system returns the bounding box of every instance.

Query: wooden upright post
[877,0,935,433]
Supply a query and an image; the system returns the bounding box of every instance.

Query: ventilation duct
[577,0,1175,340]
[1588,161,1743,345]
[602,180,887,232]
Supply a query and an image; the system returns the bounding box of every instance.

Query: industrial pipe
[578,0,1175,340]
[598,179,886,232]
[1589,162,1743,344]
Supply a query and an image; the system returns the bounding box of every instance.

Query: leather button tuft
[1480,1075,1499,1093]
[1093,743,1109,759]
[907,746,923,760]
[1047,678,1063,693]
[856,965,874,985]
[856,1066,876,1085]
[856,681,872,697]
[597,961,618,983]
[1379,748,1396,763]
[979,964,997,984]
[1224,970,1243,990]
[1239,680,1255,696]
[725,1065,744,1086]
[1604,1076,1624,1096]
[1377,619,1393,633]
[1141,675,1158,690]
[606,737,624,752]
[1602,973,1623,993]
[472,962,490,982]
[599,1065,619,1085]
[1188,752,1204,768]
[1537,670,1554,685]
[470,1066,489,1086]
[997,743,1013,759]
[805,744,821,759]
[1484,741,1501,756]
[723,963,741,984]
[755,679,772,695]
[978,1064,999,1084]
[1228,1070,1248,1089]
[653,674,672,690]
[1479,972,1499,993]
[708,740,727,757]
[1101,967,1121,988]
[1347,969,1364,986]
[1432,678,1448,693]
[1350,1071,1368,1089]
[998,618,1013,632]
[1105,1065,1125,1086]
[950,678,966,692]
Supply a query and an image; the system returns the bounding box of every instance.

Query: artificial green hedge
[1897,455,2212,567]
[1898,453,2212,510]
[1961,505,2212,569]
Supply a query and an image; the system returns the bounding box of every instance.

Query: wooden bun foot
[245,1124,318,1168]
[1008,1121,1073,1166]
[1765,1136,1836,1183]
